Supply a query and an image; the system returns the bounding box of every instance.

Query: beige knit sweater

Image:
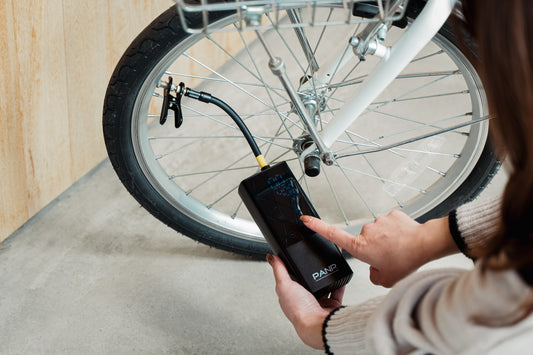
[323,197,533,354]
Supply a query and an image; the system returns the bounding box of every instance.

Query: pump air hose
[184,87,270,170]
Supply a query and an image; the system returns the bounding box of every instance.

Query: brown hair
[459,0,533,324]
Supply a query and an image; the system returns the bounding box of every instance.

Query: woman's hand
[267,254,344,350]
[267,211,458,348]
[301,211,458,287]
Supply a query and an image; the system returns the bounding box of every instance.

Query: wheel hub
[292,135,322,177]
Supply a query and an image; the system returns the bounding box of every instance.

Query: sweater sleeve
[448,195,502,258]
[322,297,386,355]
[323,266,533,355]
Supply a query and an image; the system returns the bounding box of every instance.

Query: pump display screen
[253,171,316,247]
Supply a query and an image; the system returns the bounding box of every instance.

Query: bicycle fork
[249,0,458,170]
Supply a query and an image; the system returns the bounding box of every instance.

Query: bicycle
[102,0,498,259]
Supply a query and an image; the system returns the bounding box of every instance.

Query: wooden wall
[0,0,172,242]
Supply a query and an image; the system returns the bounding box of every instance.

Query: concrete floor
[0,159,375,354]
[0,155,507,354]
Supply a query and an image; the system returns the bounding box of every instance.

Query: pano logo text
[312,264,338,282]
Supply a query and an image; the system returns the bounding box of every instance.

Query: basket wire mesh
[174,0,409,33]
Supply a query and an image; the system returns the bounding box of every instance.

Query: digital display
[254,171,316,247]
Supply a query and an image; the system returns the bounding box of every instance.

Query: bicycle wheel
[103,3,499,258]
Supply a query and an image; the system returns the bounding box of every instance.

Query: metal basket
[174,0,409,34]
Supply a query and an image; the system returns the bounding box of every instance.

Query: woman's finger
[300,215,370,263]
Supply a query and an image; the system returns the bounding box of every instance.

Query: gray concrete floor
[0,156,507,354]
[0,159,376,354]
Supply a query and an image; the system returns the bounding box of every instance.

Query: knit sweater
[322,197,533,354]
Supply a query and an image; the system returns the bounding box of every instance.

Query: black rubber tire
[103,4,500,259]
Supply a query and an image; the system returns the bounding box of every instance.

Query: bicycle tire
[103,2,499,259]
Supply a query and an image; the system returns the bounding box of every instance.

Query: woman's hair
[460,0,533,270]
[459,0,533,324]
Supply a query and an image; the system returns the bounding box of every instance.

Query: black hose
[185,88,269,169]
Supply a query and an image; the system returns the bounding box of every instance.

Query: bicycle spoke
[326,70,460,91]
[154,105,291,160]
[302,7,335,78]
[164,71,285,92]
[169,165,259,179]
[153,133,292,150]
[321,167,350,225]
[183,52,286,113]
[324,74,367,90]
[266,150,298,167]
[335,162,378,221]
[265,13,308,75]
[206,33,272,82]
[207,184,241,209]
[369,112,473,142]
[336,164,426,194]
[411,49,445,63]
[343,133,405,208]
[148,111,283,120]
[231,200,245,219]
[185,140,274,195]
[150,135,286,141]
[231,25,295,107]
[154,116,235,160]
[371,89,469,105]
[296,163,314,204]
[235,27,307,141]
[371,110,467,135]
[372,71,457,111]
[333,135,450,177]
[262,122,292,159]
[323,31,363,94]
[396,70,460,79]
[321,57,363,109]
[392,147,459,158]
[204,31,299,105]
[332,127,448,179]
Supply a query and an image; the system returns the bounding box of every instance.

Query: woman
[268,0,533,353]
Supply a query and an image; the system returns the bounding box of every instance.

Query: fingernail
[300,215,312,223]
[266,253,274,265]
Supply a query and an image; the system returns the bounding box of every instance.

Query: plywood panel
[62,0,108,180]
[0,0,172,242]
[0,0,71,240]
[0,1,27,234]
[63,0,172,182]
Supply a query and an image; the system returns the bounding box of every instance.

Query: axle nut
[304,155,321,177]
